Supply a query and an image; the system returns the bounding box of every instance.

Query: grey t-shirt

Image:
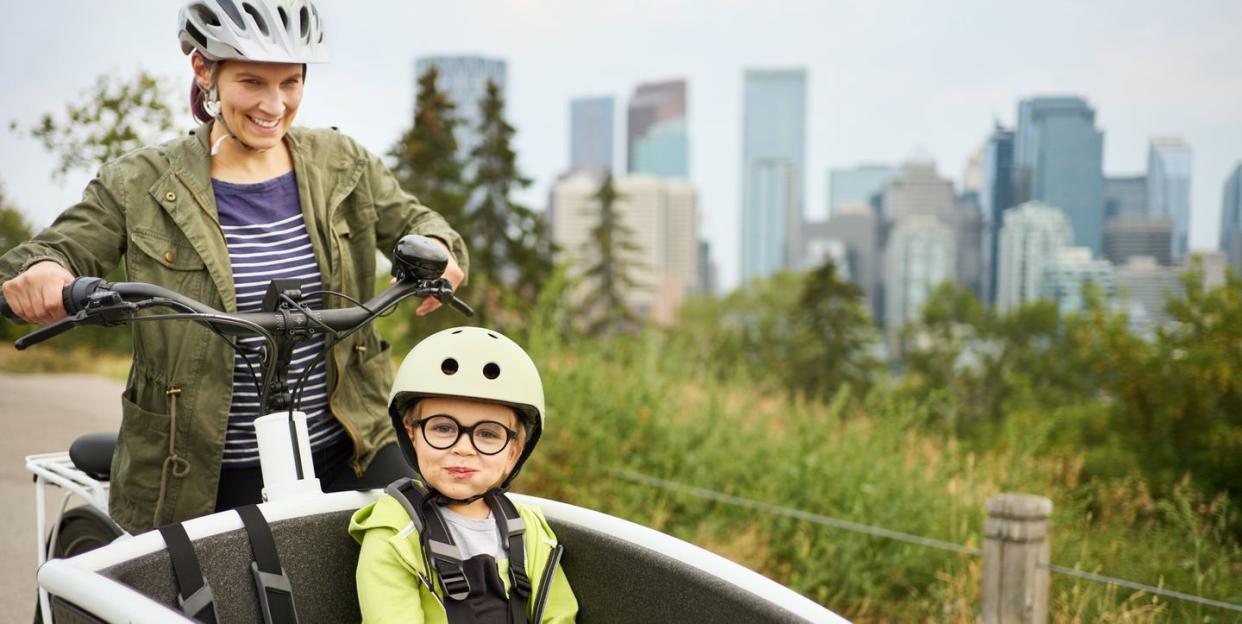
[440,507,504,561]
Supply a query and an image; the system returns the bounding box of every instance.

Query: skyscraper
[1222,164,1242,272]
[1147,138,1193,260]
[980,125,1015,305]
[1040,247,1116,313]
[1115,256,1182,333]
[881,161,956,222]
[1103,175,1148,220]
[551,172,699,325]
[828,164,894,215]
[1103,217,1173,267]
[569,96,614,174]
[627,80,688,179]
[818,202,880,318]
[740,69,807,283]
[415,55,507,165]
[885,215,956,329]
[997,202,1073,311]
[1014,97,1104,255]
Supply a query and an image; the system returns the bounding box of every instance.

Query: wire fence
[610,468,1242,615]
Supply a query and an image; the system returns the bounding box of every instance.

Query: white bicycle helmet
[389,327,546,492]
[178,0,329,64]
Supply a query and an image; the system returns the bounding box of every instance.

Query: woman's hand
[1,260,76,324]
[415,238,465,316]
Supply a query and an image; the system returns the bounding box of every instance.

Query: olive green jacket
[349,494,578,623]
[0,122,469,534]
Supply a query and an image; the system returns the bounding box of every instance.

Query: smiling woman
[0,0,470,534]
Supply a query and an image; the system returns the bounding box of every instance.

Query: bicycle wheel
[33,506,123,623]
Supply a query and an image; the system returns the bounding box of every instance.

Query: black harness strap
[487,493,530,624]
[386,479,535,624]
[157,523,217,624]
[237,505,300,624]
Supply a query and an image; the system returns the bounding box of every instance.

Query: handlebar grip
[0,292,15,322]
[0,277,103,324]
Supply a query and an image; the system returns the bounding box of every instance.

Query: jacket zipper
[531,543,564,622]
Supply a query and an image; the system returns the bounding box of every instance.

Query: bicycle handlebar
[2,234,474,350]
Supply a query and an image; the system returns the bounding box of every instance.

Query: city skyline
[2,1,1240,292]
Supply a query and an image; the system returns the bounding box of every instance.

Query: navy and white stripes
[213,172,347,468]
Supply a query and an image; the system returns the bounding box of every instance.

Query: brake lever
[420,279,474,318]
[13,311,89,351]
[444,295,475,318]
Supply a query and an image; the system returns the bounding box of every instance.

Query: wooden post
[982,493,1052,624]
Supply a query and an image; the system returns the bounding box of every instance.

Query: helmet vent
[487,333,498,339]
[483,363,501,379]
[277,6,289,30]
[190,4,221,27]
[216,0,245,29]
[299,7,310,40]
[242,3,268,35]
[186,22,209,48]
[441,358,459,375]
[451,329,463,334]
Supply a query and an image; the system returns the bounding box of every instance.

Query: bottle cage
[385,478,532,624]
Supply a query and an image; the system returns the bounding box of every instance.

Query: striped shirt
[213,172,347,468]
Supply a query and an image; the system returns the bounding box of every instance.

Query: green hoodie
[349,494,578,623]
[0,122,469,534]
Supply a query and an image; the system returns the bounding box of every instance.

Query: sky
[1,0,1239,291]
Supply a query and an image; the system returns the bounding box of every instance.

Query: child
[350,327,578,623]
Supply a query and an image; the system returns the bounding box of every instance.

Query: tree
[0,181,34,341]
[388,66,466,227]
[461,80,555,325]
[789,259,881,399]
[673,263,880,402]
[12,71,178,179]
[0,181,33,256]
[579,172,643,337]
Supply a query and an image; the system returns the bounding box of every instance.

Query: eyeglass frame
[409,413,520,456]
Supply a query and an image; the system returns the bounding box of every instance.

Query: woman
[0,0,469,534]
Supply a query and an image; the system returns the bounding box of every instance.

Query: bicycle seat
[69,432,116,481]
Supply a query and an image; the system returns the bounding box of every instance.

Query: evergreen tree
[388,66,466,227]
[580,172,642,337]
[790,258,880,398]
[462,80,554,324]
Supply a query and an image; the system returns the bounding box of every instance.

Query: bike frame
[27,451,118,623]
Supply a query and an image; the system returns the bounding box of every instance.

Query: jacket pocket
[115,392,172,499]
[129,227,205,271]
[339,337,394,445]
[126,227,210,309]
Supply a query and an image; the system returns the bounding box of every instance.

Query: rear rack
[27,451,117,623]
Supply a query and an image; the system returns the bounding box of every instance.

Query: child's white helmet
[388,327,545,491]
[178,0,330,63]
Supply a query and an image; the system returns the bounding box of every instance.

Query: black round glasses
[412,414,517,455]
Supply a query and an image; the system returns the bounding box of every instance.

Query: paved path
[0,373,122,622]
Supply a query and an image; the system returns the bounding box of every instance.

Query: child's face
[406,397,523,501]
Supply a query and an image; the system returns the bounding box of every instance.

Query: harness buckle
[438,566,472,601]
[250,561,299,624]
[177,580,216,621]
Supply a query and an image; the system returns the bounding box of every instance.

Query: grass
[0,341,130,380]
[7,332,1241,621]
[514,332,1242,623]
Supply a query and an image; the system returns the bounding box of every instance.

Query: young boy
[350,327,578,623]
